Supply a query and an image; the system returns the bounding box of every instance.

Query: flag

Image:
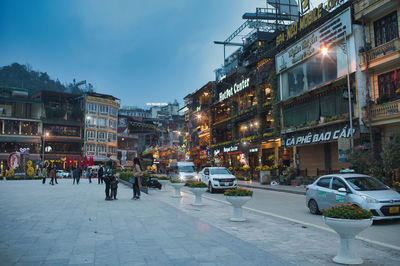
[84,156,88,167]
[78,157,82,167]
[89,157,94,166]
[71,157,75,167]
[395,68,398,88]
[66,156,69,167]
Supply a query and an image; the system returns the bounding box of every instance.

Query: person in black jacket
[104,160,114,200]
[98,165,104,184]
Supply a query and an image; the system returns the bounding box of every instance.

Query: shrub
[157,176,169,180]
[186,181,207,188]
[323,202,373,220]
[171,178,185,183]
[119,172,133,182]
[224,188,253,196]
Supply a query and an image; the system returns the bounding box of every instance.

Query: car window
[178,166,194,173]
[345,176,388,191]
[210,168,230,175]
[332,178,346,190]
[316,177,331,188]
[204,169,209,175]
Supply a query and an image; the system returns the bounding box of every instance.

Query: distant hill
[0,62,93,94]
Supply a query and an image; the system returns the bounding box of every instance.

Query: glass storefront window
[21,121,39,135]
[281,46,346,100]
[4,120,19,134]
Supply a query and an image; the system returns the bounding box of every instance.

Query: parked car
[198,167,238,193]
[306,173,400,220]
[168,161,197,181]
[56,170,71,179]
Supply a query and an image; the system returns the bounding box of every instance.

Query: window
[374,11,398,47]
[108,133,116,141]
[87,103,97,113]
[332,178,346,190]
[97,118,106,128]
[109,119,117,129]
[378,70,400,100]
[316,177,331,188]
[86,144,96,152]
[86,117,96,127]
[98,131,106,139]
[99,105,108,114]
[97,145,106,153]
[109,107,118,116]
[86,130,96,139]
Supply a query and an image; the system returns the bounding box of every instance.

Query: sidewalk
[238,180,307,195]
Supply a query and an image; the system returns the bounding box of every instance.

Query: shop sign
[283,124,356,147]
[249,148,259,153]
[223,145,239,154]
[338,137,350,162]
[276,8,351,73]
[213,149,221,157]
[219,78,250,102]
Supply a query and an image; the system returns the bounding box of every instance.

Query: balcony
[360,38,400,70]
[368,99,400,126]
[354,0,395,20]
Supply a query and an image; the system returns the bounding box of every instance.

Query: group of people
[39,157,144,201]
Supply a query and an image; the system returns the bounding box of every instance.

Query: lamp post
[42,131,49,166]
[321,34,354,150]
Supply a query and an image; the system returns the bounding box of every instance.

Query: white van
[168,161,197,181]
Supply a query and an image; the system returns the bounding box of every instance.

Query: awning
[0,136,41,143]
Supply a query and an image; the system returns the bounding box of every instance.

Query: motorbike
[147,176,162,189]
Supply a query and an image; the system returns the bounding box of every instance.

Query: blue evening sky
[0,0,323,108]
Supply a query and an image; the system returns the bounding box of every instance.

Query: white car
[199,167,238,193]
[56,170,71,179]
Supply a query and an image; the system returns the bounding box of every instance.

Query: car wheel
[308,199,320,214]
[209,182,214,194]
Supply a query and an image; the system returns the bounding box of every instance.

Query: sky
[0,0,324,109]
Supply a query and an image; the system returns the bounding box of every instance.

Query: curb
[238,184,306,195]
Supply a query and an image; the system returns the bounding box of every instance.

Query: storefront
[282,122,358,176]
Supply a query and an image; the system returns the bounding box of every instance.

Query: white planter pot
[170,182,185,198]
[225,196,252,222]
[159,180,169,191]
[323,217,372,265]
[188,187,208,206]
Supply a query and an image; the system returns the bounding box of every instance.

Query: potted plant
[170,178,186,198]
[323,202,373,265]
[186,181,208,206]
[157,176,170,191]
[224,188,253,222]
[260,165,271,184]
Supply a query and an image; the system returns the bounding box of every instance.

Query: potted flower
[170,178,186,198]
[260,165,271,184]
[224,188,253,222]
[186,181,208,206]
[157,176,170,191]
[323,202,373,265]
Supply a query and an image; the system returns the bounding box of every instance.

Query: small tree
[381,131,400,184]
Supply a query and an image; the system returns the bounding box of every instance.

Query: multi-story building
[355,0,400,150]
[83,92,120,163]
[276,1,366,176]
[0,87,42,174]
[119,106,151,120]
[33,90,84,169]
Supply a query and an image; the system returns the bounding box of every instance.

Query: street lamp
[321,33,354,150]
[42,131,49,166]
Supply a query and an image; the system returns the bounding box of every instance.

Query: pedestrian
[54,165,58,184]
[88,168,92,183]
[132,157,142,200]
[72,167,78,185]
[49,166,55,185]
[77,166,82,184]
[98,165,104,184]
[104,160,114,200]
[41,166,47,184]
[110,174,119,200]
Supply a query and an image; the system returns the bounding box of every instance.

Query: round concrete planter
[158,180,169,191]
[188,187,208,206]
[170,182,185,198]
[323,217,372,265]
[225,196,251,222]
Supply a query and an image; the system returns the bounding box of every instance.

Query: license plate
[389,207,399,214]
[221,182,226,186]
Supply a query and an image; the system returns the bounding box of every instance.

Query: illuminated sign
[146,103,168,106]
[219,78,250,102]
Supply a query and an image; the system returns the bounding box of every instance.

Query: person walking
[104,160,114,200]
[88,168,92,183]
[49,166,56,185]
[77,166,82,184]
[54,165,58,184]
[110,174,119,200]
[41,166,47,184]
[98,165,104,184]
[132,158,142,200]
[72,167,78,185]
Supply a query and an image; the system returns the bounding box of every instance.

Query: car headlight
[360,195,379,204]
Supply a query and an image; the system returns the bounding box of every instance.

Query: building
[83,92,120,163]
[33,90,84,169]
[276,1,366,176]
[119,106,151,119]
[354,0,400,151]
[0,87,42,175]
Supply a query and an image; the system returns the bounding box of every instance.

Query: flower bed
[322,202,373,220]
[224,188,253,197]
[156,176,170,180]
[186,181,207,188]
[171,178,186,183]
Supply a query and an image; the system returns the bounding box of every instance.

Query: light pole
[42,131,49,166]
[321,34,354,150]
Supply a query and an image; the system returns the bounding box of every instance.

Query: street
[186,187,400,249]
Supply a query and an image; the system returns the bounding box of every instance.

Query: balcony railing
[360,38,400,67]
[369,99,400,123]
